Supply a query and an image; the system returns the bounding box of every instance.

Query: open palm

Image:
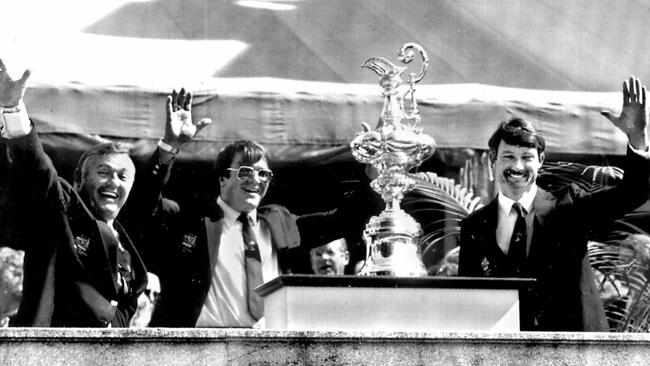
[0,58,30,106]
[601,76,648,150]
[164,88,211,145]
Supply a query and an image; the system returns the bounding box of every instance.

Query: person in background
[0,247,24,327]
[309,238,350,275]
[458,77,650,331]
[129,272,160,328]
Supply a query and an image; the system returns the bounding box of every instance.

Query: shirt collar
[497,184,537,215]
[216,196,257,223]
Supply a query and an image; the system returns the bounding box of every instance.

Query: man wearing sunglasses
[138,90,311,327]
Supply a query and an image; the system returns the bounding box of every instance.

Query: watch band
[0,100,31,138]
[2,105,21,114]
[157,139,180,154]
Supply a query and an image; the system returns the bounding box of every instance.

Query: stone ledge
[1,329,649,365]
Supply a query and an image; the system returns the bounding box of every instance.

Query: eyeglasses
[227,166,274,182]
[144,289,161,302]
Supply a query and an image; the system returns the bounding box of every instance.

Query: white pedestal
[257,275,535,332]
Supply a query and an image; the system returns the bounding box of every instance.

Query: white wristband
[157,139,179,154]
[0,100,31,138]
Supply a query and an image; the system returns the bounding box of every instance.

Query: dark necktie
[238,213,264,320]
[508,202,527,272]
[116,242,133,295]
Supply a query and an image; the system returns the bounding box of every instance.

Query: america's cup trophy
[351,43,436,276]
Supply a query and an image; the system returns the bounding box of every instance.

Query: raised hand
[163,88,212,149]
[601,76,649,151]
[0,58,30,107]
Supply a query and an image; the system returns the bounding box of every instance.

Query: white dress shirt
[496,185,536,256]
[196,197,279,328]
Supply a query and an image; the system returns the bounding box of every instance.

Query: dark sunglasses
[227,166,274,182]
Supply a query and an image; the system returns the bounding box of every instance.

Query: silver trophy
[351,43,436,276]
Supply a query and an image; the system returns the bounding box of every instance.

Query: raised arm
[0,58,64,250]
[601,76,649,151]
[125,88,211,270]
[130,88,211,210]
[569,77,650,229]
[0,57,31,137]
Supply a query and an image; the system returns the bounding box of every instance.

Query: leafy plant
[402,172,482,274]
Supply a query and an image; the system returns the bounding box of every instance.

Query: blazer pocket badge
[481,257,492,276]
[74,235,90,257]
[181,234,197,253]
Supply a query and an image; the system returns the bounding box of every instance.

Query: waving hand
[602,76,649,151]
[0,58,30,107]
[163,88,212,149]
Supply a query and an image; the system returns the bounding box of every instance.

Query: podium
[257,275,535,332]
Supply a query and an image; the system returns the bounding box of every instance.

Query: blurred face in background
[310,238,350,275]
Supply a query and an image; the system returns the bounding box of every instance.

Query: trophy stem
[386,198,398,211]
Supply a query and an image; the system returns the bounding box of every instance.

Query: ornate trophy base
[359,208,427,277]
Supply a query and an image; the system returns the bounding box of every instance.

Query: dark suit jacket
[458,146,650,331]
[2,129,147,327]
[138,149,309,327]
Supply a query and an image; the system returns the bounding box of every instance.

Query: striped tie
[238,213,264,320]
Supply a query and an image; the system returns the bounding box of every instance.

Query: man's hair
[214,140,271,180]
[310,238,349,255]
[73,142,132,186]
[488,117,545,161]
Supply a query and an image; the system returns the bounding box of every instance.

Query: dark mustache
[504,169,530,177]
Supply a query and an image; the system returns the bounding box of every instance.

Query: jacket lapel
[469,198,514,276]
[528,188,555,262]
[114,220,147,296]
[477,198,504,257]
[66,193,119,297]
[205,200,225,270]
[96,220,120,295]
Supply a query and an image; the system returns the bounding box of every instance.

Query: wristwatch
[157,139,180,155]
[0,100,30,138]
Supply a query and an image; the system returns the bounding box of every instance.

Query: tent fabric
[26,79,625,166]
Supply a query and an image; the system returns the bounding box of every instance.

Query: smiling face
[219,152,270,213]
[309,239,350,275]
[493,141,544,201]
[76,153,136,223]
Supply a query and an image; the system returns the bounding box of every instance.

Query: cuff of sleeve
[629,143,650,158]
[157,139,180,154]
[0,100,31,138]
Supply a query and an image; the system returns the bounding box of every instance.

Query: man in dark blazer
[0,59,148,327]
[131,88,314,327]
[458,77,650,331]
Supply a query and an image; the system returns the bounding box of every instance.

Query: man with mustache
[0,59,150,326]
[458,77,650,331]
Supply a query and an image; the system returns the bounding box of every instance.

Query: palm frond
[589,234,650,332]
[401,171,483,271]
[537,162,623,193]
